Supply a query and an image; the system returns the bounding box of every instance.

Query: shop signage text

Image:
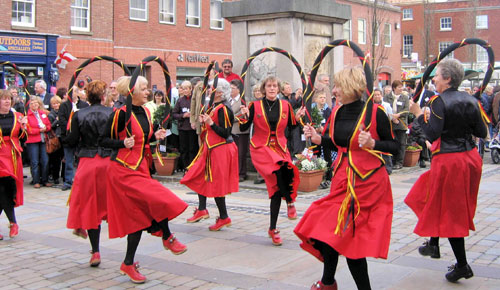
[177,53,209,63]
[0,36,46,55]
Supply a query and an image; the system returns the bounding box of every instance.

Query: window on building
[358,18,366,44]
[384,23,391,47]
[71,0,90,32]
[343,20,352,41]
[210,0,223,29]
[130,0,148,21]
[403,35,413,57]
[476,15,488,29]
[159,0,175,24]
[439,42,454,58]
[11,0,35,27]
[402,8,413,20]
[186,0,200,27]
[440,17,452,31]
[476,45,488,62]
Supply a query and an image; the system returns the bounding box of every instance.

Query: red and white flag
[55,44,77,69]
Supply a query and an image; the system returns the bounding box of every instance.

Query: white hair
[216,78,231,101]
[35,79,47,90]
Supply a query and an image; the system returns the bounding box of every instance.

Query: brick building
[337,0,402,86]
[395,0,500,79]
[0,0,232,93]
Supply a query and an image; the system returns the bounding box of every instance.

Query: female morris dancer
[239,76,305,246]
[181,78,238,230]
[66,80,113,267]
[406,58,488,282]
[0,89,27,239]
[294,68,398,290]
[103,76,188,284]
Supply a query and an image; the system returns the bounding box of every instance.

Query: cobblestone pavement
[0,157,499,289]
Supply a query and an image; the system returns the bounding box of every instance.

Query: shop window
[11,0,35,27]
[358,18,366,44]
[439,42,454,59]
[343,20,351,41]
[384,23,391,47]
[159,0,175,24]
[210,0,223,30]
[130,0,148,22]
[402,8,413,21]
[476,15,488,29]
[476,45,488,63]
[440,17,452,31]
[403,35,413,57]
[71,0,90,32]
[186,0,200,27]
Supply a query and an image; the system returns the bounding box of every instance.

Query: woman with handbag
[0,89,27,239]
[26,96,52,188]
[47,95,64,185]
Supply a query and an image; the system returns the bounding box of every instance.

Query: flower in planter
[406,143,423,151]
[294,148,327,172]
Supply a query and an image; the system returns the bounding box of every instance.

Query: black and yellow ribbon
[0,61,31,114]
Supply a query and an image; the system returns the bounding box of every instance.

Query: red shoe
[120,262,146,284]
[9,223,19,238]
[162,234,187,255]
[72,228,88,239]
[186,209,209,223]
[89,252,101,267]
[287,203,297,220]
[311,281,338,290]
[268,229,282,246]
[151,229,163,237]
[209,217,232,231]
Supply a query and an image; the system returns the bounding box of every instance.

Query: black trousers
[48,146,65,182]
[235,134,249,178]
[178,129,199,170]
[393,129,407,166]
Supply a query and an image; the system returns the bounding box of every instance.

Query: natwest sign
[177,52,209,63]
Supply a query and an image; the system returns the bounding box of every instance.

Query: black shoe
[419,159,426,168]
[61,185,71,191]
[445,263,473,282]
[254,178,265,184]
[393,164,402,170]
[239,176,246,182]
[418,240,440,258]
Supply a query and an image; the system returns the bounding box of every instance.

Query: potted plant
[151,104,179,176]
[403,144,422,167]
[294,150,327,192]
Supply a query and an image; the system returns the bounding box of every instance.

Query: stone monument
[223,0,351,99]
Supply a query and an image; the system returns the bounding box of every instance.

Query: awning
[410,68,483,80]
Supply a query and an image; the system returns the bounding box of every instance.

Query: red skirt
[294,157,393,260]
[0,141,23,207]
[67,156,109,230]
[181,142,239,197]
[405,150,482,238]
[250,141,299,201]
[106,159,188,238]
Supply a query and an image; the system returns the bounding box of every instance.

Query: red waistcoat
[250,99,291,152]
[113,107,153,170]
[329,103,386,180]
[203,104,231,148]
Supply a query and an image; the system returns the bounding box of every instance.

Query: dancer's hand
[303,124,322,145]
[295,106,306,122]
[409,100,422,117]
[358,130,375,149]
[200,113,214,126]
[240,105,249,117]
[124,135,135,148]
[155,129,167,140]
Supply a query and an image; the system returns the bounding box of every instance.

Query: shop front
[0,31,58,94]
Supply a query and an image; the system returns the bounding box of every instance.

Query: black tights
[88,225,101,254]
[197,194,228,219]
[429,237,467,267]
[314,239,371,290]
[269,165,293,230]
[0,177,17,224]
[124,218,173,265]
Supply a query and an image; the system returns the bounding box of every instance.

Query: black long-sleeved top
[209,102,233,140]
[58,99,89,144]
[239,98,296,132]
[172,95,193,131]
[102,105,158,150]
[320,100,398,155]
[0,111,26,142]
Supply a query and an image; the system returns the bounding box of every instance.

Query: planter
[403,150,421,167]
[153,156,178,176]
[298,170,324,192]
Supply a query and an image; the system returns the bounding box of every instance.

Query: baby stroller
[490,126,500,164]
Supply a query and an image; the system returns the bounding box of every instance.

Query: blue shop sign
[0,35,46,55]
